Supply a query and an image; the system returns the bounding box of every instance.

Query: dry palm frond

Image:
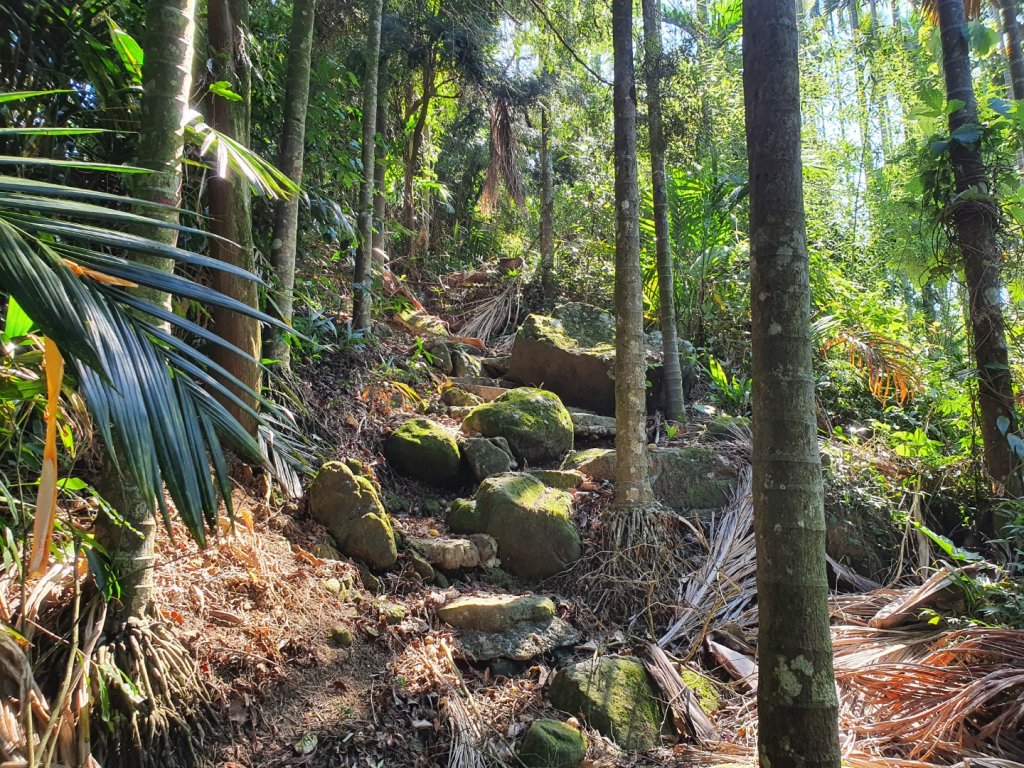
[479,99,525,215]
[822,327,921,405]
[837,627,1024,761]
[658,468,757,655]
[916,0,984,24]
[455,272,524,341]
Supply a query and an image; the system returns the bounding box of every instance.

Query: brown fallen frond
[822,327,921,405]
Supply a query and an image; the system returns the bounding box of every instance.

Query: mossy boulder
[462,436,516,482]
[385,417,462,486]
[563,445,737,510]
[438,594,555,632]
[452,346,485,378]
[518,719,587,768]
[307,462,398,569]
[442,387,483,407]
[462,388,573,466]
[548,656,663,751]
[446,474,581,581]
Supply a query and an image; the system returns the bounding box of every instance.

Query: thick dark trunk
[353,0,384,332]
[937,0,1022,510]
[642,0,685,423]
[208,0,260,437]
[743,0,842,764]
[612,0,653,508]
[267,0,316,370]
[539,105,555,297]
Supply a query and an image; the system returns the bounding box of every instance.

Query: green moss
[679,668,721,715]
[447,498,479,532]
[561,448,615,473]
[330,626,354,648]
[462,388,573,466]
[385,417,462,486]
[548,657,663,751]
[518,719,587,768]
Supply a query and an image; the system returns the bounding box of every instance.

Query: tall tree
[267,0,317,370]
[743,0,842,764]
[95,0,197,622]
[539,103,555,297]
[353,0,385,332]
[612,0,654,514]
[994,0,1024,100]
[641,0,686,422]
[937,0,1022,510]
[208,0,260,434]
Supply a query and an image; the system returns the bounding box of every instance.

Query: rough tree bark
[742,0,842,764]
[96,0,197,621]
[266,0,317,370]
[403,51,435,267]
[612,0,653,509]
[641,0,685,422]
[353,0,384,332]
[539,104,555,297]
[937,0,1022,510]
[208,0,260,436]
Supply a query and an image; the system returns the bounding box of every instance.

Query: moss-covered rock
[563,446,737,510]
[424,338,453,373]
[680,668,721,715]
[437,594,555,632]
[447,474,580,581]
[529,469,584,489]
[462,388,573,466]
[452,347,485,378]
[462,436,516,481]
[307,462,398,569]
[518,719,587,768]
[548,656,663,751]
[385,417,462,486]
[442,387,483,407]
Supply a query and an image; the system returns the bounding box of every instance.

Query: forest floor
[144,310,1024,768]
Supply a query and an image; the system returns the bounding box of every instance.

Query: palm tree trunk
[612,0,653,509]
[539,104,555,297]
[266,0,317,370]
[642,0,685,423]
[208,0,260,436]
[403,52,435,268]
[96,0,196,622]
[743,0,842,763]
[372,63,389,274]
[937,0,1022,515]
[353,0,384,332]
[995,0,1024,100]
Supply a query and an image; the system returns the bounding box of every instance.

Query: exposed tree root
[91,617,215,768]
[567,501,694,636]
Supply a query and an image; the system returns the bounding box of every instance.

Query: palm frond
[0,166,305,554]
[480,99,524,215]
[818,319,922,405]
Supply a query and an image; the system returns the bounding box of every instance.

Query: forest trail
[138,304,1023,768]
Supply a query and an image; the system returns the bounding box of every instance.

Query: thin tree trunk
[353,0,384,332]
[642,0,685,422]
[95,0,197,622]
[403,52,435,267]
[995,0,1024,100]
[743,0,842,763]
[937,0,1022,514]
[612,0,653,508]
[208,0,260,437]
[372,63,389,274]
[266,0,316,370]
[539,104,555,297]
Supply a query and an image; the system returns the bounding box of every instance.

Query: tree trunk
[266,0,316,370]
[995,0,1024,100]
[208,0,260,436]
[372,63,389,274]
[96,0,197,622]
[742,0,842,764]
[642,0,685,423]
[612,0,653,508]
[937,0,1022,513]
[403,52,435,267]
[539,104,555,297]
[353,0,384,332]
